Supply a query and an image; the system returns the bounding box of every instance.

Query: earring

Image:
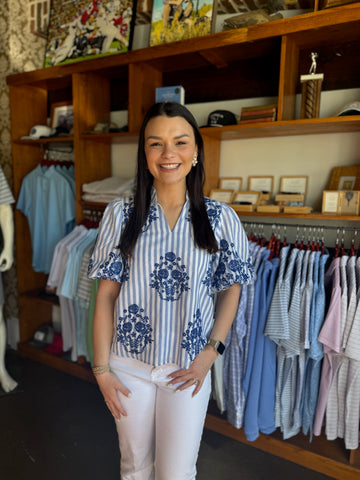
[192,155,198,167]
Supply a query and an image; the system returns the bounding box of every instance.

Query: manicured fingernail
[127,392,132,398]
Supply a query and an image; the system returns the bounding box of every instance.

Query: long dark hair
[119,102,219,257]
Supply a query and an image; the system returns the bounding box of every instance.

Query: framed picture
[280,176,308,197]
[44,0,137,67]
[322,190,340,214]
[232,191,262,205]
[339,190,360,215]
[219,177,242,191]
[50,102,74,131]
[327,166,360,190]
[209,189,234,203]
[248,176,274,193]
[149,0,217,47]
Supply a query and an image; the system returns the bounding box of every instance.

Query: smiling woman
[88,101,254,479]
[144,115,197,213]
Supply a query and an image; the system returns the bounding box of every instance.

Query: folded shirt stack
[82,176,134,203]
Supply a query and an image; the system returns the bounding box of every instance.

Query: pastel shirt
[88,189,254,369]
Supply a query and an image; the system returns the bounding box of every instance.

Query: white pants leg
[109,355,211,480]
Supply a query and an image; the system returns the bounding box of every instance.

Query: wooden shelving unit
[7,4,360,478]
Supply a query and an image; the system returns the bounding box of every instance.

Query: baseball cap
[30,323,55,348]
[335,101,360,116]
[203,110,238,127]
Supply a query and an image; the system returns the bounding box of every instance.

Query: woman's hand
[167,345,218,396]
[96,371,132,419]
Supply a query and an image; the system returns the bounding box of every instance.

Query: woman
[88,102,254,479]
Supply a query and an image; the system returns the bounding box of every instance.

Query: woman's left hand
[167,345,218,396]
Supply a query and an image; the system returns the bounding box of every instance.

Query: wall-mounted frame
[232,191,262,205]
[327,166,360,191]
[248,176,274,194]
[50,101,73,130]
[219,177,242,191]
[209,189,234,203]
[44,0,137,67]
[280,176,308,197]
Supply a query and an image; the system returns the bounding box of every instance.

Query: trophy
[300,52,324,119]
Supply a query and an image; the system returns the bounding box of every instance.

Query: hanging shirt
[88,189,254,369]
[16,164,75,273]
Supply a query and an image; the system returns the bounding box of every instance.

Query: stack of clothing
[82,176,134,204]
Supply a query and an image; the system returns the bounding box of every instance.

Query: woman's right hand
[96,371,132,419]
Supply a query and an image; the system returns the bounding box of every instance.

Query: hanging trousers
[109,354,212,480]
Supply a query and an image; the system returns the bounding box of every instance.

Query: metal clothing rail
[242,221,359,232]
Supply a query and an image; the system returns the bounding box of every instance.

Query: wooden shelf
[8,4,360,478]
[205,414,360,480]
[6,4,360,88]
[201,117,360,140]
[18,342,95,383]
[14,136,74,145]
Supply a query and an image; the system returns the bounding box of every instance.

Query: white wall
[111,88,360,212]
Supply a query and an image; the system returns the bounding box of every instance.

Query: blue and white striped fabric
[88,187,254,369]
[0,167,14,205]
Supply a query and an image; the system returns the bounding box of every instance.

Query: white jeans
[109,354,211,480]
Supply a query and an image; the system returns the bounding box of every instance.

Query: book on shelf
[239,117,276,124]
[155,86,185,105]
[241,103,277,113]
[241,108,277,118]
[240,112,276,121]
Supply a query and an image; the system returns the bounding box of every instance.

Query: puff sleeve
[88,198,129,283]
[210,202,254,293]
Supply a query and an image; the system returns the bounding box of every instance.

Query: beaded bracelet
[92,364,110,376]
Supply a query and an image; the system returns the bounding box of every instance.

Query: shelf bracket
[198,50,229,69]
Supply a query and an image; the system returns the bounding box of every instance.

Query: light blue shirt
[88,188,254,369]
[16,164,75,273]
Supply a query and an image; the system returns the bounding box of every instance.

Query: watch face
[217,342,225,355]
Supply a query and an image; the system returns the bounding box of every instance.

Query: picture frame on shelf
[248,176,274,194]
[44,0,137,67]
[149,0,217,47]
[280,176,308,197]
[322,190,340,214]
[50,102,74,131]
[219,177,243,191]
[339,190,360,215]
[327,166,360,190]
[209,189,234,203]
[231,191,262,205]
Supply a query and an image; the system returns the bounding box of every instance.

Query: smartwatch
[206,338,225,355]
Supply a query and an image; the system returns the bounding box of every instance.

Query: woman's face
[144,115,197,190]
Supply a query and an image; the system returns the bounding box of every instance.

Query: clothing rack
[242,220,359,252]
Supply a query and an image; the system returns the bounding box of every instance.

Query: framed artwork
[232,191,262,205]
[219,177,242,191]
[280,176,308,197]
[209,189,234,203]
[44,0,137,67]
[327,166,360,190]
[50,102,74,130]
[149,0,217,47]
[322,190,340,214]
[248,176,274,193]
[339,190,360,215]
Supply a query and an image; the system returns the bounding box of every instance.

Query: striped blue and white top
[88,187,254,369]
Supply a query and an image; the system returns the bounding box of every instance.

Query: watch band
[206,338,225,355]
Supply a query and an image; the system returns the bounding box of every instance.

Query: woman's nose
[162,143,175,157]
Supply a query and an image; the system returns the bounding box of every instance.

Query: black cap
[204,110,238,127]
